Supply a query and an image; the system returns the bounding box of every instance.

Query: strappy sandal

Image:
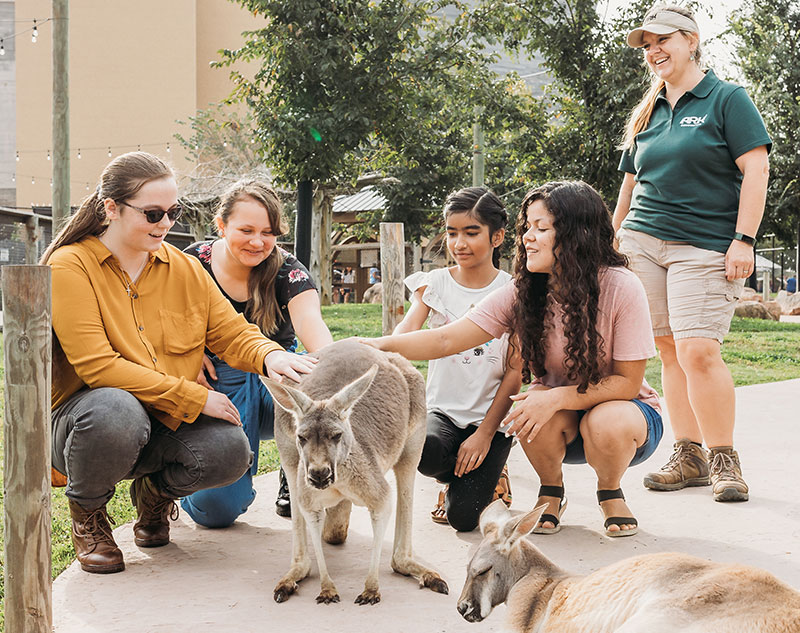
[532,485,567,534]
[431,485,449,524]
[492,464,512,508]
[597,488,638,538]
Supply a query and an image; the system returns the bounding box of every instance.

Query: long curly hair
[510,181,627,392]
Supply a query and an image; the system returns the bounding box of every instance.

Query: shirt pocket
[159,307,206,355]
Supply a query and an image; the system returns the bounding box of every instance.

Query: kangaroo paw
[355,587,381,605]
[316,587,340,604]
[420,571,449,595]
[273,580,298,603]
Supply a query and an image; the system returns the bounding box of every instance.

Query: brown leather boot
[643,439,710,491]
[130,475,179,547]
[69,500,125,574]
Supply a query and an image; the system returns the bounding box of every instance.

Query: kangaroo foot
[420,571,449,595]
[274,580,298,603]
[355,587,381,605]
[315,587,340,604]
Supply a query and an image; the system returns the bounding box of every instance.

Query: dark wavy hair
[442,187,507,267]
[510,181,628,392]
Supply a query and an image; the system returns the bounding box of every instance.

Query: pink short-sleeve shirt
[467,267,661,412]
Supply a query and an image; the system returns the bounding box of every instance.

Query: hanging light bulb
[0,40,5,56]
[166,142,171,153]
[107,147,112,157]
[32,19,38,43]
[47,150,51,161]
[77,148,82,159]
[86,183,90,191]
[50,179,53,187]
[11,175,15,183]
[137,144,141,151]
[31,176,35,185]
[15,150,19,162]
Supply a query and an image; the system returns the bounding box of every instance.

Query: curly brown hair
[510,181,627,392]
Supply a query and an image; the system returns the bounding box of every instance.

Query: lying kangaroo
[262,339,448,605]
[458,500,800,632]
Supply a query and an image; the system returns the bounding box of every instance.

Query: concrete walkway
[53,379,800,633]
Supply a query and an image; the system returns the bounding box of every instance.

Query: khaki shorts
[617,228,743,342]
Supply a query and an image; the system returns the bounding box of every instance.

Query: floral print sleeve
[276,247,317,307]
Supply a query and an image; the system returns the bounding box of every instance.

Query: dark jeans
[418,410,513,532]
[52,387,252,510]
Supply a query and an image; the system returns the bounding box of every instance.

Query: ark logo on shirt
[679,115,707,127]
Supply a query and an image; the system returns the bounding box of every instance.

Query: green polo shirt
[619,70,771,254]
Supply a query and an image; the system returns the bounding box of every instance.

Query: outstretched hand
[264,349,318,383]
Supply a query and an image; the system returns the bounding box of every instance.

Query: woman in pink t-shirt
[367,181,662,537]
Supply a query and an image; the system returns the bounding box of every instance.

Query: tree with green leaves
[475,0,654,204]
[216,0,535,301]
[730,0,800,246]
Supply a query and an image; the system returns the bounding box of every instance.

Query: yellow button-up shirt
[50,236,284,430]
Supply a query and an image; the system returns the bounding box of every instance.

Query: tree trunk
[310,187,333,306]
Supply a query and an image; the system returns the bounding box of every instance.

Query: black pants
[417,410,513,532]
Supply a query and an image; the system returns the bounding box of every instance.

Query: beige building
[8,0,262,208]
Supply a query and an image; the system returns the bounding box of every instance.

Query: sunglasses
[121,201,183,224]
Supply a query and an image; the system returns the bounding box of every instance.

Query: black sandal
[532,485,568,534]
[597,488,638,538]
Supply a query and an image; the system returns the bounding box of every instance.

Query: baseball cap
[627,9,699,48]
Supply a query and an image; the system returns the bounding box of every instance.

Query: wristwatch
[733,232,755,246]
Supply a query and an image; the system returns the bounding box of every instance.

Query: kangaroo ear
[260,376,314,421]
[479,498,512,536]
[501,503,548,549]
[327,364,378,419]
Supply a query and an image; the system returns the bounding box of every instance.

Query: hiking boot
[69,500,125,574]
[130,475,179,547]
[709,447,749,502]
[275,467,291,518]
[643,439,710,491]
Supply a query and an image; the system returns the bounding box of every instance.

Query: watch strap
[733,232,755,246]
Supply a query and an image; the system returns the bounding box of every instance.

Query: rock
[764,301,782,321]
[775,290,800,315]
[362,282,383,304]
[734,301,778,321]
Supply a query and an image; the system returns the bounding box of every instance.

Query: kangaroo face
[458,538,514,622]
[295,410,353,489]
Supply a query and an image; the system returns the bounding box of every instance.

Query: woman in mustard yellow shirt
[44,151,315,575]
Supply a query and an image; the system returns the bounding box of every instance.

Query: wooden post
[52,0,70,233]
[380,222,405,335]
[24,215,41,264]
[2,265,53,633]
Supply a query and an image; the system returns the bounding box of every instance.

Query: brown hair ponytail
[41,151,173,263]
[620,4,703,150]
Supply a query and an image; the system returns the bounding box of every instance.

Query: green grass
[0,310,798,631]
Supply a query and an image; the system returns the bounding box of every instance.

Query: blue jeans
[181,354,278,528]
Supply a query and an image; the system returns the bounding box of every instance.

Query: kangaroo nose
[308,467,332,488]
[457,601,470,615]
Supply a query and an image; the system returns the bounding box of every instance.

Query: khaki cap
[627,9,699,48]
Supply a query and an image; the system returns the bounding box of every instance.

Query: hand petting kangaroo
[262,339,449,605]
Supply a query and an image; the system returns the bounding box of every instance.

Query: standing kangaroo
[458,500,800,632]
[262,339,448,605]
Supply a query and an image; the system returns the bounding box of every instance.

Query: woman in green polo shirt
[612,4,770,504]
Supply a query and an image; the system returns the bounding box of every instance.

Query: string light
[107,147,112,157]
[49,179,53,187]
[0,40,5,56]
[77,148,81,159]
[31,19,38,43]
[15,150,19,162]
[166,142,170,153]
[47,149,51,161]
[85,183,90,191]
[31,176,35,185]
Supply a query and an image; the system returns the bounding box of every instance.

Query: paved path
[53,379,800,633]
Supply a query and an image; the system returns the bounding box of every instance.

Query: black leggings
[417,410,513,532]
